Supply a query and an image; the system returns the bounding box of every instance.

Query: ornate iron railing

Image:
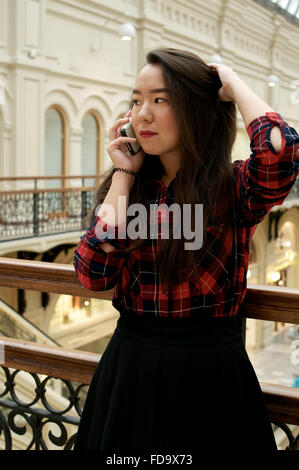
[0,175,102,242]
[0,336,298,450]
[0,337,96,450]
[0,258,298,450]
[0,368,85,450]
[0,175,298,243]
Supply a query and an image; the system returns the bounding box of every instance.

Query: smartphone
[120,118,141,156]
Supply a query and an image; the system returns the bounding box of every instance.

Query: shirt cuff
[246,112,286,139]
[82,216,128,250]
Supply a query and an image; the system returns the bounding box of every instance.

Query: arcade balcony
[0,257,298,450]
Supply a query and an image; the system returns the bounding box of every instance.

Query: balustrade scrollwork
[0,189,94,241]
[0,366,88,450]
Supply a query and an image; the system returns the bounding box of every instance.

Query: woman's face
[131,64,181,158]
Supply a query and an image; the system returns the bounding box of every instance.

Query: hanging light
[268,74,279,87]
[267,270,281,283]
[120,22,136,41]
[28,48,37,59]
[209,53,223,64]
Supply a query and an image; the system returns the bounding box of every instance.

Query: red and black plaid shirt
[74,112,299,318]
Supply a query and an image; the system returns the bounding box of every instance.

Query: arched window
[44,107,65,189]
[81,112,100,187]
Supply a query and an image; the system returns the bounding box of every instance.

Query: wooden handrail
[0,186,97,195]
[0,258,298,431]
[0,174,105,195]
[242,284,299,324]
[261,382,299,426]
[0,175,103,181]
[0,336,100,384]
[0,258,298,323]
[0,336,298,425]
[0,257,113,300]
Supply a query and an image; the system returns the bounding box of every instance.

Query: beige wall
[0,0,299,352]
[0,0,299,184]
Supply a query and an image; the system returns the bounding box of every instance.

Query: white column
[1,124,13,190]
[101,128,112,174]
[68,127,83,188]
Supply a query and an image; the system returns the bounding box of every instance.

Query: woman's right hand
[106,110,145,173]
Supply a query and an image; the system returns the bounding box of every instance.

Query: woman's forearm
[98,171,135,225]
[231,79,282,152]
[96,171,135,253]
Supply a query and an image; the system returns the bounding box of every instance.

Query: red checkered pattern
[74,113,299,319]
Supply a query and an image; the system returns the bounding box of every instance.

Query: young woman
[73,48,299,451]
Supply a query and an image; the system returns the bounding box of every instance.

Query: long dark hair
[84,48,237,293]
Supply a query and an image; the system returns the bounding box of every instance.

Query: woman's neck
[159,151,181,188]
[161,174,175,188]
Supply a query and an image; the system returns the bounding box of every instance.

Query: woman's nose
[139,103,153,121]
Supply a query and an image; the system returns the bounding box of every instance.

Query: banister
[0,257,113,300]
[242,283,299,324]
[0,336,298,426]
[0,175,103,181]
[261,382,299,426]
[0,258,298,449]
[0,186,97,195]
[0,258,298,323]
[0,335,100,384]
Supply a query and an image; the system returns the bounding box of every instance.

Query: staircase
[0,298,59,346]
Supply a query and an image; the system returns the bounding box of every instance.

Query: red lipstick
[140,130,158,138]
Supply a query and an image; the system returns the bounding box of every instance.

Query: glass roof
[269,0,299,19]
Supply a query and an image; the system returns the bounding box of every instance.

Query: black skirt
[74,313,277,452]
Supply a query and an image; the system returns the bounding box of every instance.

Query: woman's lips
[140,131,158,138]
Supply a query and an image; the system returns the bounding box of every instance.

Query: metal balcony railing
[0,175,299,243]
[0,175,102,242]
[0,258,298,450]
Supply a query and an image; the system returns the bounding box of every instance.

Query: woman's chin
[141,143,161,155]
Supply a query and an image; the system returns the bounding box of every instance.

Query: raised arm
[208,63,299,228]
[208,62,283,150]
[231,79,282,152]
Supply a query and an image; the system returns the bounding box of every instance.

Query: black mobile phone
[120,119,141,156]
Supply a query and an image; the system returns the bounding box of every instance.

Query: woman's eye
[131,97,166,106]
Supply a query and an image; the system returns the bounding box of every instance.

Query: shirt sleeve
[233,112,299,227]
[73,216,128,291]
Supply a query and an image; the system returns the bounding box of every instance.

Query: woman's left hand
[207,63,242,102]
